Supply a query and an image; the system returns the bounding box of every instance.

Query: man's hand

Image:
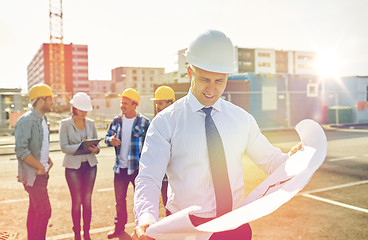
[110,133,121,146]
[37,165,46,175]
[131,223,154,240]
[289,142,302,156]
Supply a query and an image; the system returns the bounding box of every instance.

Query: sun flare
[315,51,341,79]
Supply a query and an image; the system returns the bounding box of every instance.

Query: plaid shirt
[105,113,150,175]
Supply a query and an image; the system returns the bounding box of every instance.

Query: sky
[1,0,368,92]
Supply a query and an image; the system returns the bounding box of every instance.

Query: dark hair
[72,107,78,116]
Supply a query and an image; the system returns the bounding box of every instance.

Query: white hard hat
[184,30,237,74]
[70,92,93,111]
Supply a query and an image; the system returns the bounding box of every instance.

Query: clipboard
[73,138,102,156]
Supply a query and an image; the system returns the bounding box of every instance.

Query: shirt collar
[187,89,222,113]
[31,108,44,120]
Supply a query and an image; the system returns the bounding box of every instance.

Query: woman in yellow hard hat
[59,92,100,240]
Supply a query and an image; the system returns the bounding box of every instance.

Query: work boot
[73,226,81,240]
[83,226,91,240]
[107,227,124,239]
[83,231,91,240]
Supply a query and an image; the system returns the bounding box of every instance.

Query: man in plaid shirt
[105,88,150,239]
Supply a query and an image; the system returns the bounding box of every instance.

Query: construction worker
[15,83,54,240]
[132,30,302,240]
[59,92,100,240]
[105,88,150,239]
[151,86,176,216]
[152,86,176,113]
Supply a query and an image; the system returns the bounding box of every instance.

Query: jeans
[65,162,97,233]
[23,174,52,240]
[113,168,138,231]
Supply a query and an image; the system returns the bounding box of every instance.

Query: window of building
[133,77,137,81]
[4,96,13,105]
[297,55,314,61]
[75,69,88,73]
[133,70,137,74]
[150,70,154,74]
[150,77,153,82]
[258,52,271,57]
[297,64,313,69]
[75,55,88,59]
[258,62,271,67]
[77,84,89,88]
[142,70,145,74]
[307,83,318,97]
[277,63,283,68]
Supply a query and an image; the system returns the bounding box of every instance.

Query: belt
[167,210,214,226]
[189,215,215,227]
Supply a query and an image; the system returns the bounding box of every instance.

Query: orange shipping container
[356,101,368,111]
[9,112,25,127]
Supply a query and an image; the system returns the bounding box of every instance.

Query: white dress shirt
[134,90,288,226]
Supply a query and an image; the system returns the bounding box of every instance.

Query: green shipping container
[326,106,353,124]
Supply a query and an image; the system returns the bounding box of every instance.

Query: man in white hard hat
[151,86,176,216]
[132,30,301,240]
[15,83,54,240]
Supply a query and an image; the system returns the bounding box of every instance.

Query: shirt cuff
[138,212,157,226]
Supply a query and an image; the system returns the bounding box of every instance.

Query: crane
[49,0,67,112]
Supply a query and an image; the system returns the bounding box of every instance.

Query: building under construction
[26,0,90,111]
[27,43,89,110]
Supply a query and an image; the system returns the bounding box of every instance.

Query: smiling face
[120,96,137,117]
[188,65,228,106]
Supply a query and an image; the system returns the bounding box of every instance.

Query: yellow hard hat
[151,86,175,101]
[120,88,140,105]
[29,83,53,102]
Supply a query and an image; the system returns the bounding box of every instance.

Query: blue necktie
[202,107,233,217]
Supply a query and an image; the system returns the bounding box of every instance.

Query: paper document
[146,119,327,240]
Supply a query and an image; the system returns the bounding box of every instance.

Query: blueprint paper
[146,119,327,240]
